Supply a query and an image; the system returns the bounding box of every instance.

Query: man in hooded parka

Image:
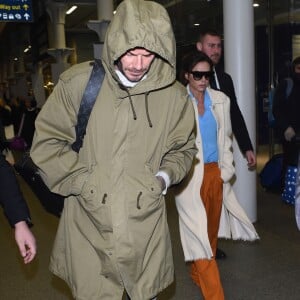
[30,0,197,299]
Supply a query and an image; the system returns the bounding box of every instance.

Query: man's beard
[211,54,220,65]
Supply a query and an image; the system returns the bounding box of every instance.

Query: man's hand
[245,150,256,168]
[284,126,296,142]
[14,221,37,264]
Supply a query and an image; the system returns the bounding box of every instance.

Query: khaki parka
[30,0,197,299]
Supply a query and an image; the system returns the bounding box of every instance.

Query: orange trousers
[190,163,225,300]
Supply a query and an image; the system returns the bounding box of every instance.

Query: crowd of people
[0,94,39,151]
[0,0,272,299]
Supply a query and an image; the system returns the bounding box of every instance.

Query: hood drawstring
[121,85,153,128]
[128,93,137,120]
[120,84,137,121]
[145,92,153,128]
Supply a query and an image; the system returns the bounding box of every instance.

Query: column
[15,55,29,100]
[87,0,114,59]
[46,0,73,84]
[15,55,25,75]
[223,0,257,222]
[1,62,8,86]
[7,58,15,81]
[97,0,114,21]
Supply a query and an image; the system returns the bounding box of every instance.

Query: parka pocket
[78,170,113,233]
[144,164,163,197]
[80,170,101,211]
[79,163,109,212]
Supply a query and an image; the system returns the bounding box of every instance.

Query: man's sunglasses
[190,71,213,81]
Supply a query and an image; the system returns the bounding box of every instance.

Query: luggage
[10,113,27,151]
[282,165,297,205]
[295,154,300,230]
[281,138,300,205]
[259,153,283,191]
[10,136,27,151]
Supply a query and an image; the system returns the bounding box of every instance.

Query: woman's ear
[184,73,189,81]
[196,42,202,51]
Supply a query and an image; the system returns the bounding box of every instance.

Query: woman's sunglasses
[190,71,213,81]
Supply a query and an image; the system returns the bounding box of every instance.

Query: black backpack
[259,153,283,191]
[14,60,105,217]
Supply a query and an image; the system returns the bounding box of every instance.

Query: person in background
[10,96,23,136]
[20,98,39,149]
[0,97,12,127]
[0,118,8,150]
[175,50,258,300]
[273,56,300,170]
[0,148,36,264]
[30,0,196,299]
[196,29,256,259]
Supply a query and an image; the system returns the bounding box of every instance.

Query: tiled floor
[1,146,300,299]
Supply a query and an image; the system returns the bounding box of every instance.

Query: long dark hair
[179,50,213,85]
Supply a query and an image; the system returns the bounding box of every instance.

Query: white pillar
[223,0,257,222]
[88,0,113,59]
[97,0,113,21]
[15,55,25,75]
[46,0,73,84]
[7,58,15,80]
[46,0,67,49]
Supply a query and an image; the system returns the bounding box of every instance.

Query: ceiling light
[253,3,260,7]
[24,45,31,53]
[194,23,200,26]
[66,5,77,15]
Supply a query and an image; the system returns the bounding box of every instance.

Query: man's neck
[115,70,139,87]
[115,69,148,88]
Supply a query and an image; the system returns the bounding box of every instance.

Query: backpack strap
[72,59,105,153]
[17,113,26,137]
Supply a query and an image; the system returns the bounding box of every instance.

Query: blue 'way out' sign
[0,0,33,23]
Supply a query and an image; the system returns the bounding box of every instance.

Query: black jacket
[273,77,300,136]
[0,119,7,152]
[273,77,300,165]
[0,153,31,227]
[211,66,253,154]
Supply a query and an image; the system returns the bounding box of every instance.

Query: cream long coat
[174,87,259,261]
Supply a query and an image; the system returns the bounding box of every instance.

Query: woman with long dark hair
[175,50,258,299]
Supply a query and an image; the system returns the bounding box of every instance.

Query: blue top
[188,87,218,163]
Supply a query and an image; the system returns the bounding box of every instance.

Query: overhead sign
[0,0,33,22]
